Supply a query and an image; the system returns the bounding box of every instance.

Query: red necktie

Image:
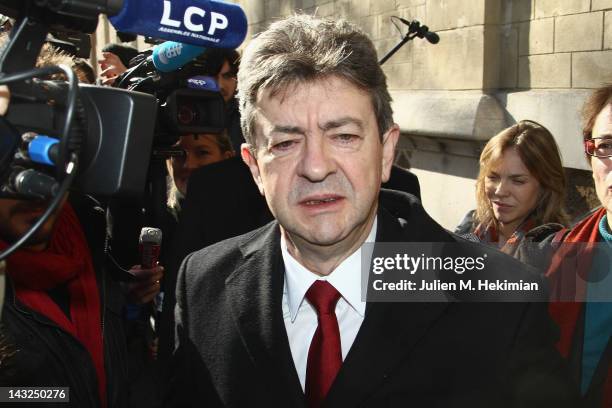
[305,280,342,408]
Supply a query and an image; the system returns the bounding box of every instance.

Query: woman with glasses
[544,85,612,408]
[455,120,569,255]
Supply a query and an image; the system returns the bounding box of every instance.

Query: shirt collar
[281,217,377,322]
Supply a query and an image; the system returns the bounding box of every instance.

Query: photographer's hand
[98,52,128,86]
[125,264,164,304]
[0,85,10,115]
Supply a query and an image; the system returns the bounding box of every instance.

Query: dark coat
[383,165,421,200]
[166,189,579,407]
[0,195,129,408]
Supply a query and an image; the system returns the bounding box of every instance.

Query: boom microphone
[109,0,248,48]
[397,17,439,44]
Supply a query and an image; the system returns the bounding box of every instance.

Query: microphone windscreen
[110,0,247,49]
[426,31,440,44]
[139,227,163,245]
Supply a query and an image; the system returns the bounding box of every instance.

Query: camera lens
[177,104,198,125]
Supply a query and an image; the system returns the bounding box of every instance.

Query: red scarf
[546,207,610,405]
[1,203,106,408]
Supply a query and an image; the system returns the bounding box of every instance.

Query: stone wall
[91,0,610,228]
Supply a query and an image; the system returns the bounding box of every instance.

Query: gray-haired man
[168,14,577,408]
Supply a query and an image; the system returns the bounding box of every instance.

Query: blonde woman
[455,120,569,253]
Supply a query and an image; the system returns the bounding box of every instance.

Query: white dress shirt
[281,218,377,391]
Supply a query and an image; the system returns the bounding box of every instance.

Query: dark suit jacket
[383,165,421,200]
[168,190,578,407]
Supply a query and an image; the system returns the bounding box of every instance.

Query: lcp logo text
[160,0,228,35]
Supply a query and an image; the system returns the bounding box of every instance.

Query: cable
[390,16,406,37]
[56,64,79,180]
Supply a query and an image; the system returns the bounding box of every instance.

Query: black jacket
[167,189,579,407]
[0,195,129,408]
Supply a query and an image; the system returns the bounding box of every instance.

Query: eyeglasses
[584,137,612,158]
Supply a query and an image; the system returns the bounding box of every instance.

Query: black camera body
[4,82,157,197]
[117,50,227,155]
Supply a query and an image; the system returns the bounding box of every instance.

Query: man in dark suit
[168,14,578,407]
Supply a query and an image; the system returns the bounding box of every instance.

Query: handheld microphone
[109,0,248,48]
[139,227,162,269]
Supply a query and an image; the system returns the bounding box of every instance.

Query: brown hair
[237,14,393,147]
[582,84,612,141]
[190,130,233,154]
[475,120,569,229]
[200,48,240,77]
[72,59,95,84]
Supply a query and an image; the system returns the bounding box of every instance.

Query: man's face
[591,103,612,214]
[216,60,237,103]
[242,76,398,249]
[0,198,59,249]
[167,133,233,195]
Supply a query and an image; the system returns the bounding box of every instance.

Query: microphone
[125,227,162,320]
[109,0,248,48]
[151,41,207,73]
[139,227,162,269]
[397,17,439,44]
[421,28,439,44]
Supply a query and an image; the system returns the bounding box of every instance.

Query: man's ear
[381,124,400,183]
[241,143,265,196]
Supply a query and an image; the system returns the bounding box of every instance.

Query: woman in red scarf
[0,196,129,408]
[455,120,569,256]
[546,85,612,408]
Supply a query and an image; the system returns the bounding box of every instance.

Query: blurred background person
[115,131,236,408]
[0,195,131,408]
[199,48,244,152]
[0,41,162,407]
[545,85,612,408]
[456,120,569,255]
[165,131,235,219]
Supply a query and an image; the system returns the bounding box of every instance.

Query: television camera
[0,0,246,260]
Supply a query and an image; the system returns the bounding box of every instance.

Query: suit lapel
[326,205,452,406]
[225,223,306,407]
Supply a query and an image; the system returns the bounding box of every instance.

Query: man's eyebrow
[320,117,364,131]
[270,117,365,135]
[271,125,306,135]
